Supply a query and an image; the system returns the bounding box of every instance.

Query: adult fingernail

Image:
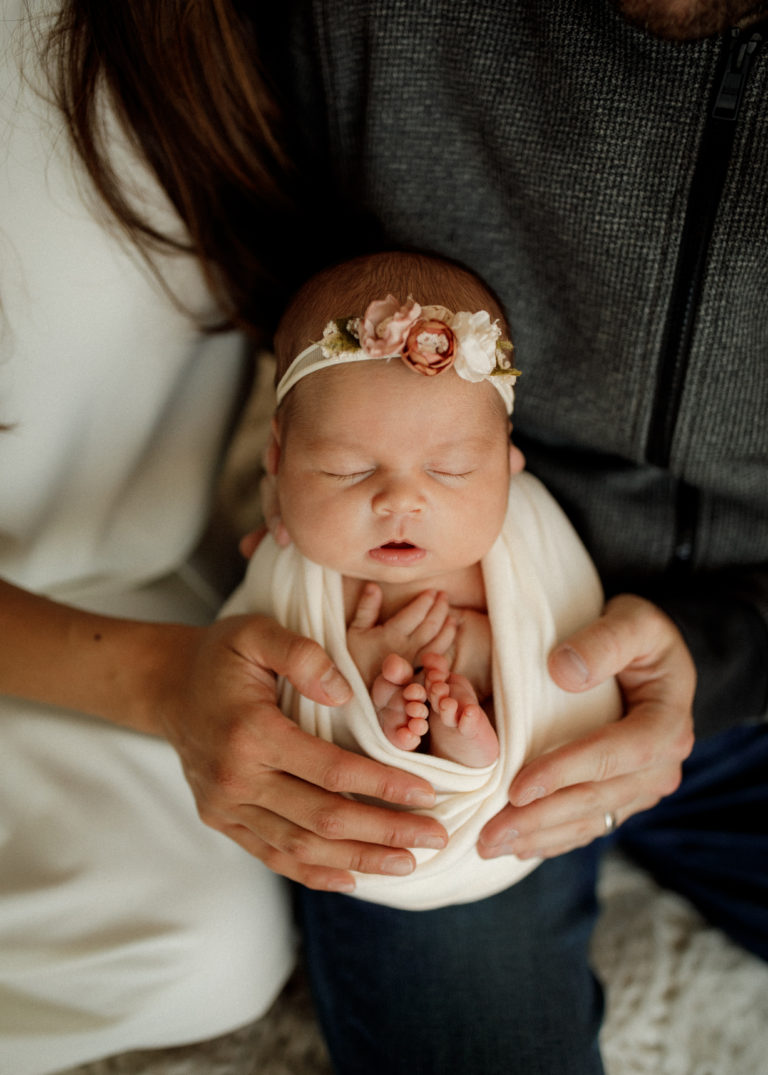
[327,878,356,893]
[320,667,350,704]
[382,854,415,876]
[403,787,437,808]
[478,832,518,858]
[553,645,589,687]
[412,833,448,850]
[513,785,546,807]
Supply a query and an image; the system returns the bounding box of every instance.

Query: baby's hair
[272,250,508,385]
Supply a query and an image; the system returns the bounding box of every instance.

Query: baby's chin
[615,0,768,39]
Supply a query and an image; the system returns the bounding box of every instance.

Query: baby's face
[273,360,513,590]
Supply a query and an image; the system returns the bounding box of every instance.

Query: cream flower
[451,310,502,382]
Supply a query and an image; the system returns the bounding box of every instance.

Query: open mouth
[368,541,426,565]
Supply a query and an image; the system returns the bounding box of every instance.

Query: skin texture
[272,361,511,602]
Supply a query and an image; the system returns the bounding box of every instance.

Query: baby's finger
[409,590,452,644]
[348,582,383,632]
[384,589,444,635]
[416,615,457,661]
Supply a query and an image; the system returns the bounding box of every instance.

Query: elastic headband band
[276,342,387,405]
[275,295,519,413]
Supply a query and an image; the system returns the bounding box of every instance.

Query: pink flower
[358,295,422,357]
[402,318,456,376]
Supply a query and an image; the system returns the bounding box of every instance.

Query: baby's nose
[372,476,425,515]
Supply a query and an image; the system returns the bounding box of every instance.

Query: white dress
[0,7,293,1073]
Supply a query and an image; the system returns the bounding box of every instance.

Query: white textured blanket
[222,472,621,909]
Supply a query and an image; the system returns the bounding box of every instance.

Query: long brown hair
[41,1,310,340]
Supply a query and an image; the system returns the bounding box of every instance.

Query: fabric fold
[222,472,621,909]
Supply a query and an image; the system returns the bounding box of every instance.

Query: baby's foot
[371,653,430,751]
[423,653,499,767]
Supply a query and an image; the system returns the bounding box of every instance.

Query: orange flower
[402,318,456,376]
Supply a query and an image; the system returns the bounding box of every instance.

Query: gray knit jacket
[273,0,768,736]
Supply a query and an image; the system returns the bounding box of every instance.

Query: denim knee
[297,846,605,1075]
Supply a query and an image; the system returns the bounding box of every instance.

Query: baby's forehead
[281,364,509,456]
[301,426,499,454]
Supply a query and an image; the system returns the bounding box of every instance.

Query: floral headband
[275,295,520,413]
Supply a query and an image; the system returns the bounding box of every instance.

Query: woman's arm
[0,578,446,891]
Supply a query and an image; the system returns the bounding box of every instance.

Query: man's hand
[478,595,695,860]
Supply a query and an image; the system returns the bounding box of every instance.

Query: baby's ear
[265,416,281,476]
[509,440,526,475]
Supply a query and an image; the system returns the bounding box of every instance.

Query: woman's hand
[155,614,447,892]
[478,595,696,860]
[0,579,445,891]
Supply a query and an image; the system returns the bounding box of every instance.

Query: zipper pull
[713,29,762,121]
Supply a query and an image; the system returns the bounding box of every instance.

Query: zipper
[646,25,764,470]
[645,24,765,574]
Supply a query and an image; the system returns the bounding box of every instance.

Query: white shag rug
[63,849,768,1075]
[592,850,768,1075]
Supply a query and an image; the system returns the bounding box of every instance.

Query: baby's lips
[367,542,427,565]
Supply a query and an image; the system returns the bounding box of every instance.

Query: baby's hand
[347,586,456,687]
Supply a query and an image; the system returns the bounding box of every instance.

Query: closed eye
[323,470,375,483]
[428,469,474,481]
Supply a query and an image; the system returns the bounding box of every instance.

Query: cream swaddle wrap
[222,471,621,910]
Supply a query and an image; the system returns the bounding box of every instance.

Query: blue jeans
[617,723,768,961]
[297,845,605,1075]
[297,724,767,1074]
